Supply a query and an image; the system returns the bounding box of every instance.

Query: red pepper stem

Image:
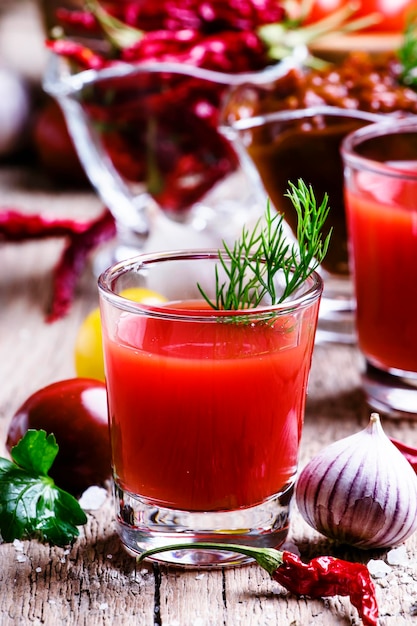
[85,0,144,49]
[137,542,284,574]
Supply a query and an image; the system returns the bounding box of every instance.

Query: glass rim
[98,249,323,321]
[43,47,306,98]
[223,104,386,132]
[341,117,417,180]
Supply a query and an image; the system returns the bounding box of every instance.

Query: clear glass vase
[43,53,302,271]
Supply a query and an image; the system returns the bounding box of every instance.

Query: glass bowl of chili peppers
[40,0,309,266]
[43,52,301,267]
[41,0,370,267]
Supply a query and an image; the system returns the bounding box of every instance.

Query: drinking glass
[341,118,417,417]
[98,249,322,566]
[220,103,384,344]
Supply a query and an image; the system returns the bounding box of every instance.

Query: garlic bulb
[295,413,417,549]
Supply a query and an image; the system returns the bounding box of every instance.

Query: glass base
[316,273,356,344]
[363,361,417,419]
[114,480,293,567]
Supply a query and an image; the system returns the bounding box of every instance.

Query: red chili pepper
[274,552,378,626]
[0,208,116,321]
[48,209,116,322]
[55,8,100,32]
[137,542,379,626]
[390,437,417,473]
[0,210,92,240]
[45,39,107,71]
[120,28,203,64]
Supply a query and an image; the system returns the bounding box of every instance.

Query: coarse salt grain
[367,559,392,578]
[12,539,24,552]
[78,486,108,511]
[387,545,409,566]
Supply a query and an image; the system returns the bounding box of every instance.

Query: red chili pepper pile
[45,0,293,215]
[0,209,116,321]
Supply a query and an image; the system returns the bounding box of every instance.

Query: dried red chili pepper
[138,543,379,626]
[55,8,99,33]
[0,210,92,241]
[274,551,378,626]
[0,208,116,321]
[390,437,417,473]
[48,209,116,322]
[45,39,107,71]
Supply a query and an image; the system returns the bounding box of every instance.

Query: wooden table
[1,165,417,626]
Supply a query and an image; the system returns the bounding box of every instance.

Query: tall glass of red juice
[341,119,417,417]
[98,250,322,566]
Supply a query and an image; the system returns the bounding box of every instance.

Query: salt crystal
[35,567,42,573]
[387,545,409,566]
[367,559,391,578]
[16,554,26,563]
[106,554,113,560]
[99,603,108,610]
[12,539,24,552]
[195,573,205,580]
[281,541,300,556]
[78,486,108,511]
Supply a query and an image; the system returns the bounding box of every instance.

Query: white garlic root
[295,412,417,549]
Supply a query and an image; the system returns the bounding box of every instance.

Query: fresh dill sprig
[398,13,417,89]
[198,179,331,310]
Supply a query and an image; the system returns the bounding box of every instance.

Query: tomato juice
[345,168,417,372]
[103,300,318,512]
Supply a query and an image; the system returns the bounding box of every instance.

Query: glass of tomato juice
[341,119,417,417]
[98,249,322,566]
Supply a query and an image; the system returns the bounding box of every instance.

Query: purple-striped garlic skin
[295,413,417,549]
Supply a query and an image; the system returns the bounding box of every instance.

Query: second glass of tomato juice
[341,119,417,417]
[98,248,322,566]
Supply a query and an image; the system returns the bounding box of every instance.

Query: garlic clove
[295,413,417,549]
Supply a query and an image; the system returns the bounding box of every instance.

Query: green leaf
[0,431,87,546]
[11,429,58,476]
[398,13,417,89]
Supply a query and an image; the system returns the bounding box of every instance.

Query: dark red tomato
[6,378,110,495]
[304,0,415,33]
[32,98,89,186]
